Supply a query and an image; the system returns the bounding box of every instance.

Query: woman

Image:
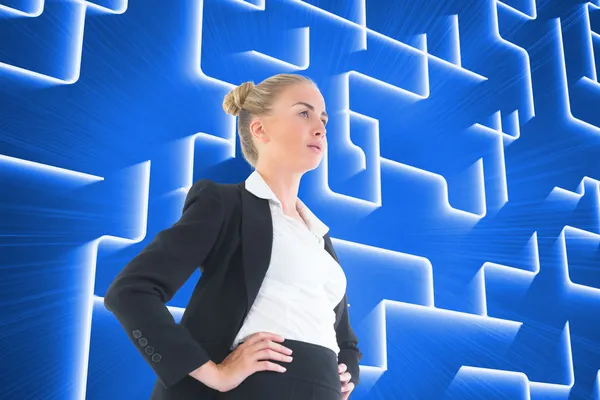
[103,73,362,400]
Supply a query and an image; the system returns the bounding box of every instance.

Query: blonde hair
[222,73,315,167]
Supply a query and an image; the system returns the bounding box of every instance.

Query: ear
[249,117,268,143]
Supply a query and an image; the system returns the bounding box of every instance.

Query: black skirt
[216,339,342,400]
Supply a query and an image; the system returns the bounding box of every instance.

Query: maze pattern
[1,0,599,399]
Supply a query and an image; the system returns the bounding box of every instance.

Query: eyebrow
[292,101,328,119]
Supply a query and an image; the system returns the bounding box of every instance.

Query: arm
[103,179,224,390]
[325,234,363,387]
[334,291,363,387]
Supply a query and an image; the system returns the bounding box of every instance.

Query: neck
[254,162,303,215]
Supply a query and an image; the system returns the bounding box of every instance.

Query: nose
[313,125,326,138]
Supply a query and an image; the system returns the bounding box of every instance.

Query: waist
[233,338,341,392]
[231,303,340,354]
[232,326,340,355]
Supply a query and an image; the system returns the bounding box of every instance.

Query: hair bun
[222,81,255,116]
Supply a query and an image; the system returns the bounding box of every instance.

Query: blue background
[1,0,600,399]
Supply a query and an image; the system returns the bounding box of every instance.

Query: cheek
[269,119,307,157]
[281,125,306,149]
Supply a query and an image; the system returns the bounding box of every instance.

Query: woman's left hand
[338,363,355,399]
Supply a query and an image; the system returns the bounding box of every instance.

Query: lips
[307,144,321,150]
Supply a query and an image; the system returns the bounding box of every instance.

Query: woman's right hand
[213,332,294,393]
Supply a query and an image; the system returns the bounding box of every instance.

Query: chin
[292,154,323,173]
[304,159,322,172]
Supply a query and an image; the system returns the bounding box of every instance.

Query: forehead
[277,83,325,110]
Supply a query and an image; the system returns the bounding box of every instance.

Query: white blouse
[230,170,347,356]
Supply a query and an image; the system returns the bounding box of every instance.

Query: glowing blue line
[83,0,128,14]
[243,26,310,70]
[496,0,537,20]
[450,14,462,66]
[331,237,435,308]
[0,154,103,182]
[0,0,43,17]
[596,369,600,400]
[493,0,536,121]
[556,17,600,134]
[478,232,540,317]
[380,157,487,220]
[288,0,367,50]
[560,226,600,296]
[583,3,598,82]
[457,367,531,399]
[232,0,265,11]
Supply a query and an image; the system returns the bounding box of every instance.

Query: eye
[299,110,327,127]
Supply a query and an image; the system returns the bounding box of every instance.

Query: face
[250,83,328,172]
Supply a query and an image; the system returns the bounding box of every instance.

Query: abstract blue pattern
[0,0,599,399]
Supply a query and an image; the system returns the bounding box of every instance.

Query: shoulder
[187,178,242,215]
[187,179,239,196]
[184,179,222,206]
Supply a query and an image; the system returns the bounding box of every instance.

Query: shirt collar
[244,170,330,238]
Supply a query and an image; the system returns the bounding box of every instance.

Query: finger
[338,363,347,373]
[269,341,293,355]
[245,332,285,346]
[255,360,287,374]
[249,338,293,356]
[339,372,352,383]
[255,348,294,364]
[341,382,355,393]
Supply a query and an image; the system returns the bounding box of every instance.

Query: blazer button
[151,353,162,363]
[138,338,148,347]
[144,346,155,355]
[132,330,142,339]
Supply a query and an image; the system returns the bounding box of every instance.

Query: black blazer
[103,178,362,399]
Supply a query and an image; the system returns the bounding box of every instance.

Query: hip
[217,338,341,400]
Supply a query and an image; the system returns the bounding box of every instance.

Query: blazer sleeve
[326,235,363,387]
[103,179,224,390]
[335,291,363,387]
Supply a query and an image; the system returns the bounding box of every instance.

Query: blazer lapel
[239,181,274,312]
[323,234,337,262]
